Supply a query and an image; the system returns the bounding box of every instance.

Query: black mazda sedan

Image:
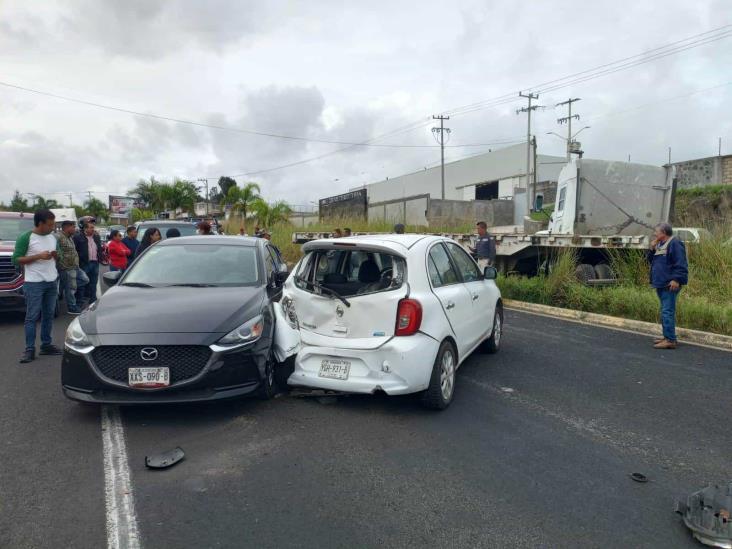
[61,235,294,404]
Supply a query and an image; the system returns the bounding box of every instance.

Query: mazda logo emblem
[140,347,158,361]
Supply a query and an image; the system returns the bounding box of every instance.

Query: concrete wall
[672,154,732,188]
[369,195,429,226]
[288,213,320,227]
[368,194,513,228]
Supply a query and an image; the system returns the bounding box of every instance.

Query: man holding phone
[12,209,63,363]
[648,222,688,349]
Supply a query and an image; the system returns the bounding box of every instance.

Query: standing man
[472,221,497,270]
[121,226,139,257]
[648,222,688,349]
[12,209,63,363]
[56,220,89,315]
[74,219,102,306]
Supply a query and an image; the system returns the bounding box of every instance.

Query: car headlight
[281,296,298,328]
[217,314,264,346]
[65,317,93,350]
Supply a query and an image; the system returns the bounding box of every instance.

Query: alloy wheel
[440,349,455,401]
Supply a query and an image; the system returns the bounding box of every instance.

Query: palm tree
[34,196,61,209]
[84,197,109,223]
[251,199,292,228]
[167,180,199,214]
[225,182,261,220]
[130,208,154,223]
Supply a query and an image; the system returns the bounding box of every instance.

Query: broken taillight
[395,298,422,336]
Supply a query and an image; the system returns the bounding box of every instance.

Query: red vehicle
[0,211,35,312]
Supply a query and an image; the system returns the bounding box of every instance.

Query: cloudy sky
[0,0,730,208]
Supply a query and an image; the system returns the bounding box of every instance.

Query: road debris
[145,447,185,470]
[675,482,732,548]
[629,472,649,483]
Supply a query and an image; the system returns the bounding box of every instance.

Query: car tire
[421,340,457,410]
[575,263,596,283]
[594,263,614,280]
[258,354,277,400]
[480,304,503,354]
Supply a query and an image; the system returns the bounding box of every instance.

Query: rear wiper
[167,283,217,287]
[294,275,350,307]
[120,282,154,288]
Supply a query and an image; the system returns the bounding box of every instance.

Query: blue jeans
[78,262,99,304]
[656,288,679,342]
[60,268,89,311]
[24,280,58,351]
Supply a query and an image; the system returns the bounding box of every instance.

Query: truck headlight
[217,315,264,346]
[65,317,93,351]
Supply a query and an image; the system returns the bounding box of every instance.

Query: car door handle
[446,301,455,310]
[472,293,479,301]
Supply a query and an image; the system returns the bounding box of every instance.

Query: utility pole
[197,178,209,216]
[67,193,73,207]
[517,92,541,214]
[719,137,722,156]
[431,115,451,199]
[668,147,672,165]
[556,97,581,161]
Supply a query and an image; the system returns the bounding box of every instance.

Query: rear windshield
[295,249,405,298]
[137,223,197,241]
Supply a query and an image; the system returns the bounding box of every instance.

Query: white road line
[101,405,141,549]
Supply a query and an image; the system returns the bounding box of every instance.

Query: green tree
[9,190,29,212]
[167,180,199,213]
[73,205,88,219]
[84,197,109,222]
[225,182,261,220]
[251,198,292,228]
[130,208,155,222]
[33,196,61,209]
[131,177,166,211]
[217,176,237,198]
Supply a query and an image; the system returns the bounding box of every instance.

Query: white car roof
[302,234,446,255]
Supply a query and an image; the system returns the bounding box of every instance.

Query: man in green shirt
[56,221,89,315]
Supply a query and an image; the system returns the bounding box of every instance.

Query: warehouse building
[354,143,566,226]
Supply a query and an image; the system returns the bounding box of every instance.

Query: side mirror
[102,271,122,287]
[483,266,498,280]
[274,270,289,286]
[534,193,544,212]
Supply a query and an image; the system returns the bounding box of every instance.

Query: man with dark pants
[471,221,497,271]
[56,220,89,314]
[12,209,64,363]
[121,225,139,257]
[73,219,102,306]
[648,222,688,349]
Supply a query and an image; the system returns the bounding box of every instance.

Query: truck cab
[0,212,35,312]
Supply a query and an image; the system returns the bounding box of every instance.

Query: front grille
[92,346,212,384]
[0,256,20,284]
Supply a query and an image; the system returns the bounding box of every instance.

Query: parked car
[134,220,198,240]
[281,234,503,409]
[0,211,35,312]
[62,235,297,404]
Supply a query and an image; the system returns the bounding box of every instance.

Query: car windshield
[137,223,197,241]
[295,248,405,297]
[0,217,35,241]
[123,244,260,287]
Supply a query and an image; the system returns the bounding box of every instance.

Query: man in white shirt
[11,209,63,363]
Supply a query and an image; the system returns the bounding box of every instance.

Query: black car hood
[83,285,265,335]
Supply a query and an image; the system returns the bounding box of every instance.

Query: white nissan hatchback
[281,235,503,409]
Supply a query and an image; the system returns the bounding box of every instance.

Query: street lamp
[572,126,591,139]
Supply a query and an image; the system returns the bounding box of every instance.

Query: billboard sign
[108,196,144,217]
[319,189,367,219]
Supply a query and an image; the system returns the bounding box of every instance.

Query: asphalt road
[1,307,730,548]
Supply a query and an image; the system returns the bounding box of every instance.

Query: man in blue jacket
[648,222,688,349]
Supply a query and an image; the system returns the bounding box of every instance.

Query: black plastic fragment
[630,472,648,483]
[145,447,185,469]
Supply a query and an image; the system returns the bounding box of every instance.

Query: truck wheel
[480,305,503,354]
[421,341,457,410]
[575,264,596,284]
[594,263,614,280]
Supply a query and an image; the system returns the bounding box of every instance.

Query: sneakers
[39,344,63,356]
[19,350,35,363]
[67,308,82,315]
[653,338,677,349]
